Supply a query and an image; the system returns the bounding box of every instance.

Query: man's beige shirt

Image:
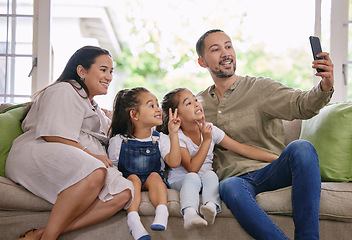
[197,75,333,180]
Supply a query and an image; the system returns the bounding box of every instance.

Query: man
[196,29,334,240]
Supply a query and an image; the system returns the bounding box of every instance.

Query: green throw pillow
[300,102,352,182]
[0,105,25,177]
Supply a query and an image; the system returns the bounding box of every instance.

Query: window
[1,0,350,105]
[0,0,51,104]
[328,0,350,102]
[348,0,352,100]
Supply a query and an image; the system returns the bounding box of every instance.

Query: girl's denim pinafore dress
[118,131,164,185]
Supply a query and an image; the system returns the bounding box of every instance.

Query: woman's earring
[80,76,85,81]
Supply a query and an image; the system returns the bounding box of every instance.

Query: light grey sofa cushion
[256,182,352,222]
[0,176,52,211]
[3,175,351,223]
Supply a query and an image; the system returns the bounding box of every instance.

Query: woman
[5,46,133,240]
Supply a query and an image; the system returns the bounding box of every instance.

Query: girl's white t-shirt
[167,123,225,185]
[108,130,170,170]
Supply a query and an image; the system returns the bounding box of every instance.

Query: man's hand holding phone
[309,36,334,92]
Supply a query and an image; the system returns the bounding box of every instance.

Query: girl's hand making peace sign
[195,115,212,142]
[167,108,181,135]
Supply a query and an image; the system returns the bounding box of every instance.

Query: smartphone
[309,36,324,72]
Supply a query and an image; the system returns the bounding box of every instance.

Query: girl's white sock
[151,204,169,231]
[183,207,207,230]
[200,201,217,225]
[127,211,150,240]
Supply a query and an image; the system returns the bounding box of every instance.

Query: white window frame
[330,0,349,102]
[314,0,349,102]
[0,0,51,103]
[32,0,51,94]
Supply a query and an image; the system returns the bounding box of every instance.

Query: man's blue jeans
[219,140,321,240]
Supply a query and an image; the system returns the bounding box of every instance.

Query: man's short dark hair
[196,29,224,58]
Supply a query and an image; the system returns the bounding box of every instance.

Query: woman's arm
[219,135,278,162]
[43,136,113,167]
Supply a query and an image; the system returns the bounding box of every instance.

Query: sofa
[1,102,352,240]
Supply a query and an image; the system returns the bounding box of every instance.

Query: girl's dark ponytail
[109,87,149,138]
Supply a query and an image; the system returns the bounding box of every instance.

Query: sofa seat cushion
[256,182,352,222]
[140,189,181,217]
[139,183,352,222]
[138,189,237,218]
[0,176,53,211]
[2,175,351,223]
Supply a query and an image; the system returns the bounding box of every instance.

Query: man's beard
[210,58,236,78]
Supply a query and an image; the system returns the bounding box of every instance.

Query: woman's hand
[90,154,113,167]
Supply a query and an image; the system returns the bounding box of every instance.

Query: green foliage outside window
[113,0,317,101]
[115,41,313,101]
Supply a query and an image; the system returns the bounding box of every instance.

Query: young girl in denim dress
[157,88,278,230]
[108,87,181,240]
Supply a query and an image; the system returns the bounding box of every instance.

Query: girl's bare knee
[145,172,164,188]
[128,174,142,188]
[148,172,162,181]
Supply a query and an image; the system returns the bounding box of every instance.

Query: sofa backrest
[282,119,302,145]
[1,103,303,147]
[0,103,14,112]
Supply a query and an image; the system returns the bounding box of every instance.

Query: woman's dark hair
[24,46,111,120]
[196,29,224,58]
[156,88,186,134]
[33,46,111,99]
[56,45,111,97]
[109,87,149,138]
